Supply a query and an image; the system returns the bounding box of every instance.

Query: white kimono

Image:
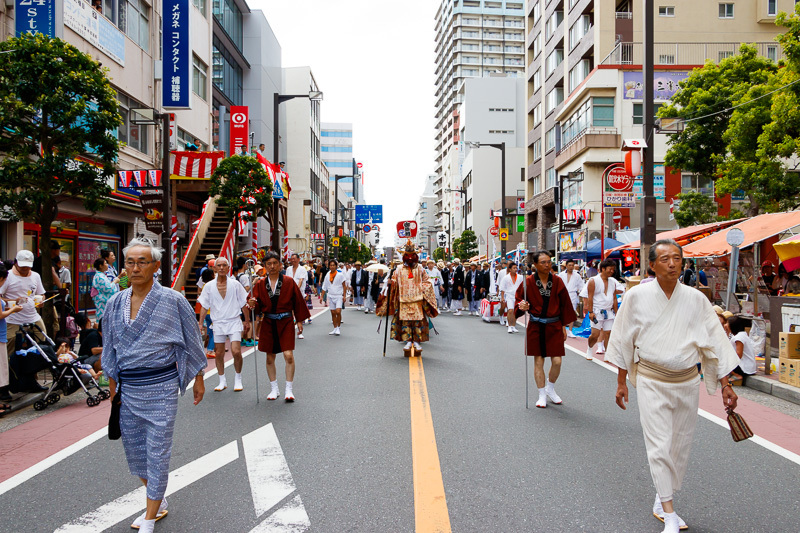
[558,270,585,309]
[286,265,307,293]
[197,277,248,336]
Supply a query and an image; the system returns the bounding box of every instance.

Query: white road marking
[243,423,297,516]
[54,440,239,533]
[563,343,800,466]
[248,495,310,533]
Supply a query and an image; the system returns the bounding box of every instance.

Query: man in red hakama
[516,250,577,408]
[249,252,311,402]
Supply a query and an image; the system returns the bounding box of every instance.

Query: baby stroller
[14,322,109,411]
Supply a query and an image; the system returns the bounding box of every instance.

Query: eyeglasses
[124,260,153,269]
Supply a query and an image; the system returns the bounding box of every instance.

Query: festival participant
[285,253,308,338]
[516,251,577,408]
[382,241,438,356]
[465,262,481,316]
[558,259,585,337]
[321,259,347,335]
[585,259,623,360]
[102,239,206,533]
[426,260,444,310]
[197,257,250,392]
[499,262,524,334]
[606,239,738,533]
[449,258,465,316]
[350,261,368,310]
[248,252,311,401]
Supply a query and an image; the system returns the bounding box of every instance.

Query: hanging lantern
[624,149,642,177]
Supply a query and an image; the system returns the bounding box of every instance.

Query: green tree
[0,34,122,332]
[336,235,371,263]
[453,229,479,261]
[208,155,273,250]
[672,192,719,227]
[432,247,445,261]
[658,44,782,216]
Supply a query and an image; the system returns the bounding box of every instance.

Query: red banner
[229,106,249,156]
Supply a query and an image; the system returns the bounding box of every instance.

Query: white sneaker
[566,330,576,338]
[585,348,593,361]
[535,388,547,408]
[297,333,304,339]
[453,310,462,316]
[512,326,519,333]
[508,326,514,334]
[500,319,507,326]
[214,377,227,392]
[334,327,341,336]
[285,387,295,402]
[545,381,562,404]
[131,499,168,529]
[329,329,337,335]
[234,374,243,392]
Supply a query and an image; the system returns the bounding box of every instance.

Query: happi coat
[101,282,206,500]
[252,275,311,354]
[197,277,248,336]
[515,273,577,357]
[604,279,739,394]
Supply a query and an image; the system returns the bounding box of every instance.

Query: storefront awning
[606,219,744,255]
[683,211,800,258]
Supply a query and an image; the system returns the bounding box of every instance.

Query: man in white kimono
[197,258,250,392]
[286,253,309,336]
[605,239,739,533]
[558,259,585,337]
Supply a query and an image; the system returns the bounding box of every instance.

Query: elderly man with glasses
[102,239,206,533]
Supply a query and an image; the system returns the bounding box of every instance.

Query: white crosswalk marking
[242,423,297,516]
[54,441,239,533]
[248,495,310,532]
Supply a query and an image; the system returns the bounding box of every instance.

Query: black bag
[108,390,121,440]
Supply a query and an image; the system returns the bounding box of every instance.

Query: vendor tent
[562,238,623,260]
[683,211,800,258]
[606,219,744,255]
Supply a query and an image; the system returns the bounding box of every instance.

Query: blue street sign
[16,0,56,37]
[349,230,355,238]
[355,205,383,224]
[163,0,192,109]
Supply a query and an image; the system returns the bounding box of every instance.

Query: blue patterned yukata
[101,282,205,500]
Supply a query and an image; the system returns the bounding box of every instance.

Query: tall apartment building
[415,175,439,256]
[321,123,365,243]
[433,0,526,242]
[525,0,790,252]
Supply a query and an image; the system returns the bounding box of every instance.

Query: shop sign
[162,0,191,108]
[632,164,666,199]
[623,71,689,100]
[139,189,165,234]
[603,192,636,208]
[229,106,249,156]
[607,167,633,192]
[64,0,125,66]
[16,0,56,38]
[558,230,587,253]
[516,215,525,233]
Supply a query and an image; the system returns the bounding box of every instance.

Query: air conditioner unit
[589,231,601,241]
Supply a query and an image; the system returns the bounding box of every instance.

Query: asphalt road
[1,307,798,532]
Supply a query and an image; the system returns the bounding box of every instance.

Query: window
[212,37,243,105]
[546,48,564,76]
[546,86,564,113]
[718,50,734,62]
[632,103,664,125]
[214,0,244,51]
[532,139,542,161]
[767,45,778,62]
[546,127,556,151]
[561,99,590,145]
[768,0,777,16]
[117,92,149,154]
[532,1,541,24]
[533,103,542,126]
[532,175,541,195]
[193,0,206,17]
[545,10,563,41]
[119,0,149,52]
[592,97,614,127]
[321,131,353,137]
[658,54,675,65]
[177,128,205,150]
[489,130,514,134]
[532,32,542,58]
[546,167,557,189]
[192,55,207,101]
[569,59,591,92]
[681,174,715,196]
[719,3,734,18]
[569,14,590,51]
[658,6,675,16]
[321,145,353,152]
[533,67,541,93]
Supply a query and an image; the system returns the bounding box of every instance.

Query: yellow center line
[409,355,452,533]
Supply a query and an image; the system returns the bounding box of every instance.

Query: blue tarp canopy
[560,238,624,260]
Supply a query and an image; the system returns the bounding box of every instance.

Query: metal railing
[615,12,633,19]
[557,126,618,155]
[600,42,784,66]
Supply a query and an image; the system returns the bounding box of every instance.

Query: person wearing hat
[0,251,47,392]
[350,261,368,310]
[195,254,216,286]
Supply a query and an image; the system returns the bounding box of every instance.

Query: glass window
[546,86,564,113]
[658,6,675,16]
[533,103,542,126]
[569,59,591,92]
[768,0,777,16]
[119,0,149,52]
[213,0,243,51]
[533,67,541,93]
[546,48,564,76]
[116,92,149,155]
[569,14,590,51]
[532,1,540,24]
[532,175,541,195]
[718,51,734,62]
[546,127,556,151]
[561,99,590,146]
[681,174,715,196]
[719,3,734,18]
[592,97,614,127]
[532,32,542,58]
[659,54,676,65]
[192,55,208,101]
[767,45,778,62]
[212,37,243,105]
[546,167,557,189]
[177,128,205,150]
[193,0,206,17]
[532,139,542,161]
[632,103,663,125]
[545,10,563,41]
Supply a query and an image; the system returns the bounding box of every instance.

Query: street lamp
[332,173,356,259]
[466,141,506,255]
[272,90,324,252]
[438,210,452,260]
[445,187,467,230]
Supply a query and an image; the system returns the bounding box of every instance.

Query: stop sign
[607,167,633,192]
[490,227,498,236]
[613,211,623,224]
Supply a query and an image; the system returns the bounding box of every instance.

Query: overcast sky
[253,0,438,248]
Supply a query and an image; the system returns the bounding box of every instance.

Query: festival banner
[139,189,165,235]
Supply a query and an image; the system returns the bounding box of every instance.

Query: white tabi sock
[267,380,279,400]
[215,375,227,391]
[138,518,156,533]
[662,512,680,533]
[234,373,243,391]
[536,387,547,408]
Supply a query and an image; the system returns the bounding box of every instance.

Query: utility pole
[641,0,657,271]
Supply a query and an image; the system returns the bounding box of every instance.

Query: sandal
[0,403,11,416]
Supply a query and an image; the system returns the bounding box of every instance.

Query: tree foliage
[433,247,445,261]
[673,192,720,227]
[0,34,122,291]
[335,235,371,263]
[453,229,479,261]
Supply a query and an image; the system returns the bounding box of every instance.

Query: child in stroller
[55,337,102,381]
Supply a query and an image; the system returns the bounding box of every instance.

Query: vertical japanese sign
[16,0,57,37]
[163,0,191,109]
[229,106,249,156]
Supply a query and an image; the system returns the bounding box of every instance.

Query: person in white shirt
[585,259,623,360]
[321,259,347,335]
[0,251,46,360]
[499,262,524,333]
[286,253,309,337]
[727,316,756,383]
[426,260,444,310]
[558,259,585,337]
[495,260,509,324]
[606,239,738,533]
[197,258,250,392]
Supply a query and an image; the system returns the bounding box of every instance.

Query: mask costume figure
[382,240,439,356]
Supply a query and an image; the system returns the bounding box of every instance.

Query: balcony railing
[615,12,633,19]
[601,42,784,66]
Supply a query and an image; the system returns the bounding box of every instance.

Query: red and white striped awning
[170,151,225,179]
[562,209,592,221]
[310,234,325,240]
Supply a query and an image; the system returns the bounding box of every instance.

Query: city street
[1,306,799,532]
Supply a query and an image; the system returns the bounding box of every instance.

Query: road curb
[3,392,45,415]
[745,375,800,406]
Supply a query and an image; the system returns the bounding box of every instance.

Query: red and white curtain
[171,151,225,179]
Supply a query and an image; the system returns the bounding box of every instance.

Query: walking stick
[524,269,529,409]
[245,259,260,404]
[382,270,394,357]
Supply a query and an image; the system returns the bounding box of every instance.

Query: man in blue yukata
[102,238,207,533]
